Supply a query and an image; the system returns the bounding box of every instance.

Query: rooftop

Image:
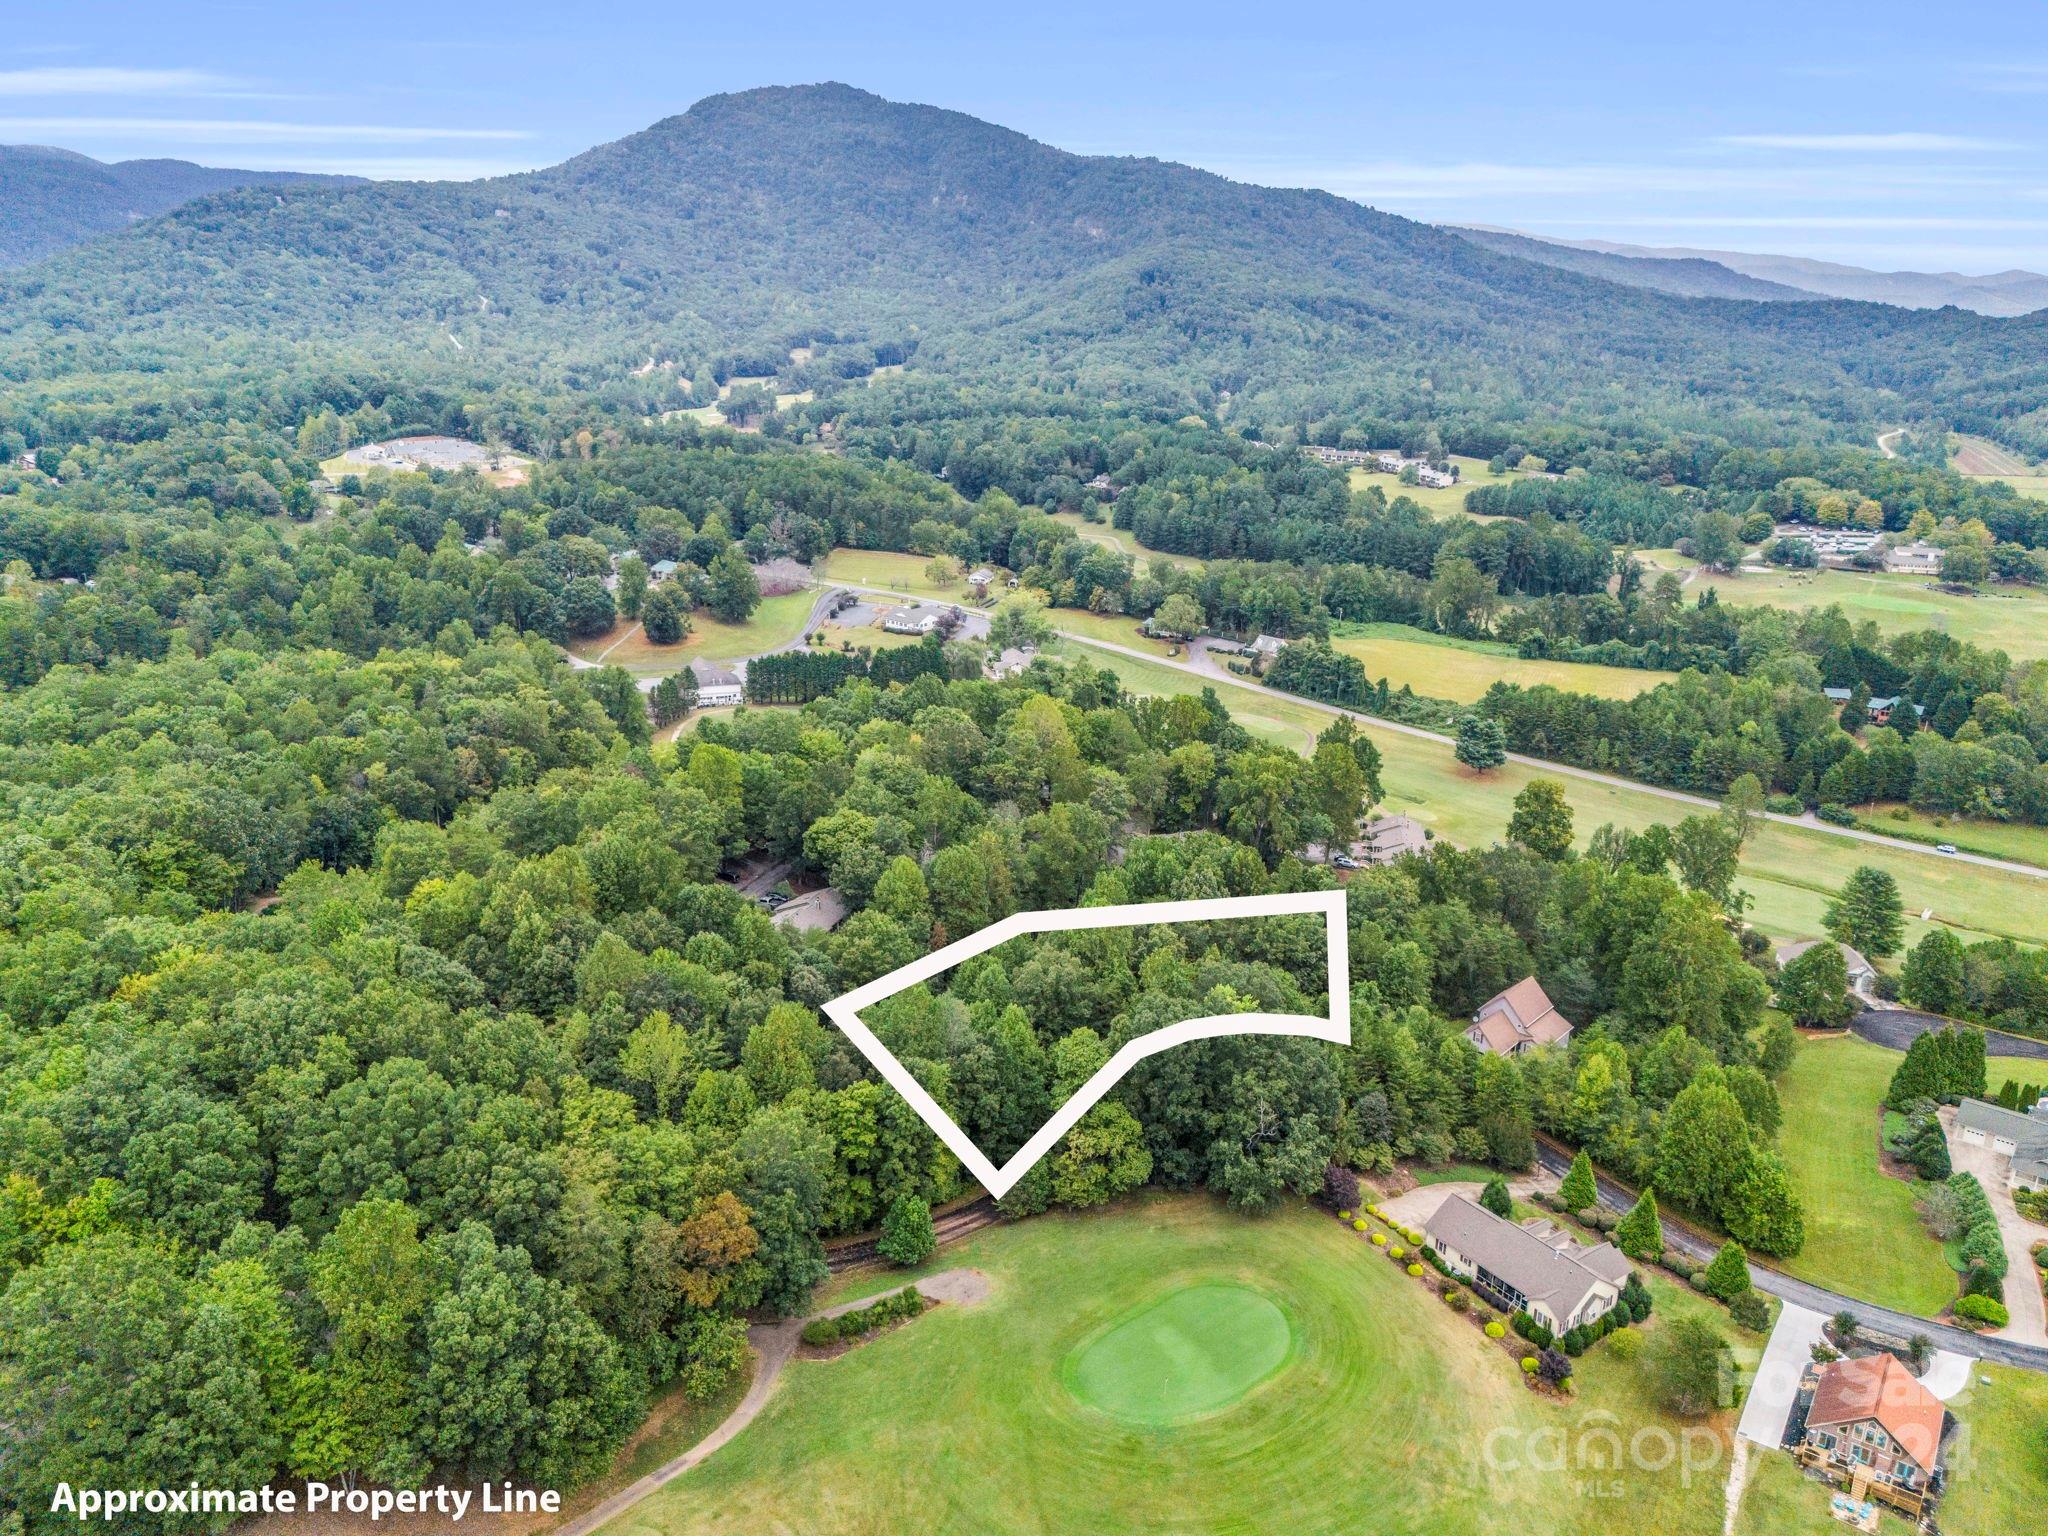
[1470,976,1573,1053]
[1425,1194,1629,1320]
[1805,1354,1946,1474]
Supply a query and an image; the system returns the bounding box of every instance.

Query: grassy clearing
[564,592,814,676]
[1952,433,2048,501]
[1050,609,1178,656]
[1679,564,2048,663]
[611,1194,1763,1536]
[1854,803,2048,870]
[1775,1035,1957,1316]
[1054,638,2048,949]
[1048,511,1204,570]
[815,549,977,602]
[1330,622,1676,703]
[1346,454,1518,518]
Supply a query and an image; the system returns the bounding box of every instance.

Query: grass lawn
[1855,803,2048,871]
[815,549,979,602]
[1329,622,1676,703]
[1050,608,1178,656]
[563,591,816,676]
[1049,511,1204,570]
[1952,433,2048,501]
[1681,564,2048,663]
[610,1194,1757,1536]
[1055,638,2048,950]
[1347,454,1517,518]
[1775,1035,1957,1316]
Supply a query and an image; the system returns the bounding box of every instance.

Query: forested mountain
[1451,227,1809,303]
[6,84,2048,454]
[0,144,354,269]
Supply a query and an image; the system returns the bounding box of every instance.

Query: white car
[1935,843,1958,855]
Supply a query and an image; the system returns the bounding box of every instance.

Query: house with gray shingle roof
[1423,1193,1632,1334]
[1955,1098,2048,1192]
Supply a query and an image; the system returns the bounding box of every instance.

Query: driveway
[1943,1108,2048,1348]
[1376,1175,1549,1230]
[1737,1302,1827,1448]
[1852,1008,2048,1060]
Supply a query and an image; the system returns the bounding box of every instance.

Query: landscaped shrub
[1511,1311,1554,1348]
[1371,1232,1386,1245]
[1729,1291,1772,1332]
[1537,1347,1572,1386]
[1621,1273,1654,1323]
[1441,1279,1465,1302]
[1404,1227,1423,1244]
[801,1317,842,1346]
[1353,1219,1367,1232]
[1322,1162,1361,1212]
[1689,1273,1711,1292]
[1957,1294,2010,1328]
[1338,1210,1352,1221]
[1411,1263,1427,1278]
[1520,1356,1538,1374]
[1562,1326,1589,1357]
[1703,1240,1751,1301]
[1485,1321,1507,1339]
[1607,1328,1643,1361]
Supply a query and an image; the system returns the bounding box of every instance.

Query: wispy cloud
[1971,62,2048,94]
[0,67,242,96]
[0,117,534,143]
[228,154,541,181]
[1712,132,2016,151]
[1231,158,2005,202]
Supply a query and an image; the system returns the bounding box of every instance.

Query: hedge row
[801,1285,926,1347]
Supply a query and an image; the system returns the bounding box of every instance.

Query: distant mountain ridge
[1456,225,2048,316]
[0,144,357,268]
[4,85,2047,456]
[1451,227,1812,303]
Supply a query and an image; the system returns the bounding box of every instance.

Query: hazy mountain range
[1454,225,2048,317]
[0,144,357,269]
[3,85,2044,454]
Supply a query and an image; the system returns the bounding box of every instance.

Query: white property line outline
[822,890,1351,1198]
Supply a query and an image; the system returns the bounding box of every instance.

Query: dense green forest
[6,85,2048,454]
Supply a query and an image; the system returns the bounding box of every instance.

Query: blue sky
[12,1,2048,271]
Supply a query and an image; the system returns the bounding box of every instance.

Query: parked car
[1936,843,1958,855]
[1332,853,1360,869]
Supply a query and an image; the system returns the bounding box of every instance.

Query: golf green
[1061,1281,1294,1424]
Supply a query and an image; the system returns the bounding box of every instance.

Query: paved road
[1851,1006,2048,1059]
[1055,631,2048,884]
[1530,1142,2048,1373]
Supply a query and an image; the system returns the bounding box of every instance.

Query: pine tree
[1454,713,1508,774]
[1702,1239,1750,1300]
[1558,1149,1598,1214]
[1823,866,1904,959]
[1480,1177,1513,1218]
[877,1194,936,1268]
[1615,1189,1664,1261]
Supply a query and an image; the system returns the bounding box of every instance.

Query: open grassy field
[1330,623,1677,703]
[1677,564,2048,663]
[815,548,979,602]
[1347,453,1517,518]
[1049,511,1204,570]
[1054,638,2048,950]
[1854,803,2048,871]
[1774,1035,1957,1316]
[611,1194,1789,1536]
[1953,433,2048,501]
[1049,609,1179,656]
[564,591,815,676]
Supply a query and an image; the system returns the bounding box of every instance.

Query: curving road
[1053,631,2048,884]
[1530,1141,2048,1373]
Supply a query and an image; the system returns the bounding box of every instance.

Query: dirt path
[552,1269,990,1536]
[1877,428,1904,460]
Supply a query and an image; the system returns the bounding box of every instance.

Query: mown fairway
[1054,640,2048,950]
[1774,1035,1957,1315]
[1679,564,2048,663]
[609,1194,1781,1536]
[1330,623,1675,703]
